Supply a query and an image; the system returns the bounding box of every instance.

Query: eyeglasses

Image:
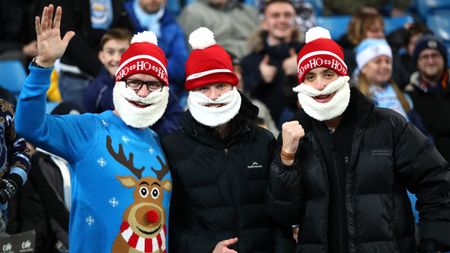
[124,79,163,92]
[418,52,442,62]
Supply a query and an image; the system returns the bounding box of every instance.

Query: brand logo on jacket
[247,162,263,169]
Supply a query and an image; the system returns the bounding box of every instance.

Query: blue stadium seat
[427,11,450,42]
[0,60,26,96]
[384,15,414,34]
[415,0,450,20]
[316,16,351,40]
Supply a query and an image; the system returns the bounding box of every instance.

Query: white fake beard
[187,87,242,127]
[293,76,351,121]
[113,81,169,128]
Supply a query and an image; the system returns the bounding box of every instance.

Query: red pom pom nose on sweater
[296,27,348,84]
[147,210,159,223]
[184,27,238,91]
[115,31,169,86]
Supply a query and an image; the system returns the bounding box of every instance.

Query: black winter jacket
[406,70,450,163]
[162,94,294,253]
[267,88,450,253]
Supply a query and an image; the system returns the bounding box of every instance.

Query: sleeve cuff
[9,167,27,185]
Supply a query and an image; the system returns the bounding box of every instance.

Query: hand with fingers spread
[34,4,75,67]
[212,238,238,253]
[282,48,298,76]
[259,55,277,83]
[280,121,304,165]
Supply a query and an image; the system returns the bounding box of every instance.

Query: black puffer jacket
[405,70,450,163]
[162,94,294,253]
[267,88,450,253]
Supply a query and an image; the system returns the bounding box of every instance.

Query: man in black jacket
[162,27,294,253]
[267,26,450,253]
[405,35,450,163]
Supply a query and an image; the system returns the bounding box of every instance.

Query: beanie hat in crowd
[413,35,447,66]
[115,31,168,85]
[296,27,347,84]
[355,38,392,70]
[184,27,238,91]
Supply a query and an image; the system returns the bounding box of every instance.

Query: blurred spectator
[387,22,432,89]
[232,52,279,136]
[405,35,450,162]
[241,0,303,128]
[178,0,259,59]
[83,28,183,135]
[0,0,38,64]
[354,38,431,139]
[0,100,31,234]
[124,0,189,102]
[84,28,132,113]
[257,0,316,34]
[11,102,83,253]
[323,0,411,16]
[338,10,384,76]
[45,0,134,108]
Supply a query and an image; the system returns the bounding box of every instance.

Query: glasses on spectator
[124,79,163,92]
[418,52,442,62]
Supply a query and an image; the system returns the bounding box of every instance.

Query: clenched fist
[280,121,305,165]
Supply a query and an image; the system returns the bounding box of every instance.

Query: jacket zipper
[332,149,345,253]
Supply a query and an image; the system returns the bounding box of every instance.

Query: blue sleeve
[15,65,100,164]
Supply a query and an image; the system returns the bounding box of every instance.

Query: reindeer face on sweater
[107,135,172,253]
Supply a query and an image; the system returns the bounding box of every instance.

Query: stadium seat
[316,16,351,40]
[415,0,450,21]
[0,60,26,96]
[384,15,414,34]
[427,11,450,42]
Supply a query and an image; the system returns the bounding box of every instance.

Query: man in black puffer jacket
[162,27,294,253]
[267,26,450,253]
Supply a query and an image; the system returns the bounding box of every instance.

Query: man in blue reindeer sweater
[16,5,172,252]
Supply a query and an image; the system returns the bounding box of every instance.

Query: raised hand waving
[34,4,75,67]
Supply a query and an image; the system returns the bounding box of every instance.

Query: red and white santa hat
[185,27,238,91]
[296,27,348,84]
[115,31,168,85]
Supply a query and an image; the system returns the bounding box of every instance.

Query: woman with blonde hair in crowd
[338,9,385,75]
[354,38,431,137]
[355,39,402,110]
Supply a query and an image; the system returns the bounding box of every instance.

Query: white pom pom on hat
[305,26,331,43]
[184,27,238,91]
[130,31,158,45]
[188,27,216,50]
[296,26,347,84]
